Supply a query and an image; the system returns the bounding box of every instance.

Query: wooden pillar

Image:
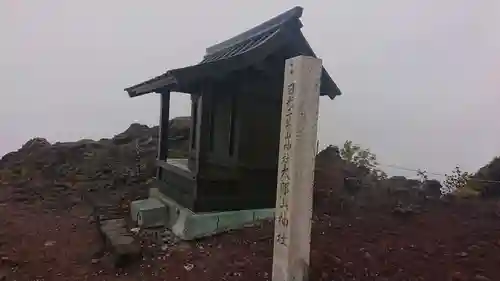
[156,90,171,179]
[188,94,204,173]
[272,56,322,281]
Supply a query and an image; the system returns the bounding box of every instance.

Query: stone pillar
[156,91,171,179]
[272,56,322,281]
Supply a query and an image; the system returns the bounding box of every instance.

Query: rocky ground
[1,122,500,281]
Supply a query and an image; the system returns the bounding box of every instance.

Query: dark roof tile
[125,6,341,99]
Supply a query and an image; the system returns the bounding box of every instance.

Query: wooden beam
[272,56,322,281]
[252,54,283,80]
[156,91,171,179]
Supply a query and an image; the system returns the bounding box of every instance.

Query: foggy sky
[1,0,499,179]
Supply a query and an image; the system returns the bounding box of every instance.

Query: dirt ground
[2,181,500,281]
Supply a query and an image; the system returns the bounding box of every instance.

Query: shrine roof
[125,6,341,99]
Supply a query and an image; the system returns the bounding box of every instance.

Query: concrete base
[100,218,141,267]
[130,197,167,228]
[130,188,275,240]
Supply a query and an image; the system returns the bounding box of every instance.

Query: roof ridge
[205,6,303,56]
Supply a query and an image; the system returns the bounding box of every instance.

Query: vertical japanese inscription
[272,55,323,281]
[275,78,295,247]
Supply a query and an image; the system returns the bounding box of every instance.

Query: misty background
[1,1,499,179]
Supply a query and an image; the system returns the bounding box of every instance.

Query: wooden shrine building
[125,6,341,213]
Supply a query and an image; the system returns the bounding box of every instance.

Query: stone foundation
[130,188,275,240]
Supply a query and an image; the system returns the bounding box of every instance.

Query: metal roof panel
[124,6,342,99]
